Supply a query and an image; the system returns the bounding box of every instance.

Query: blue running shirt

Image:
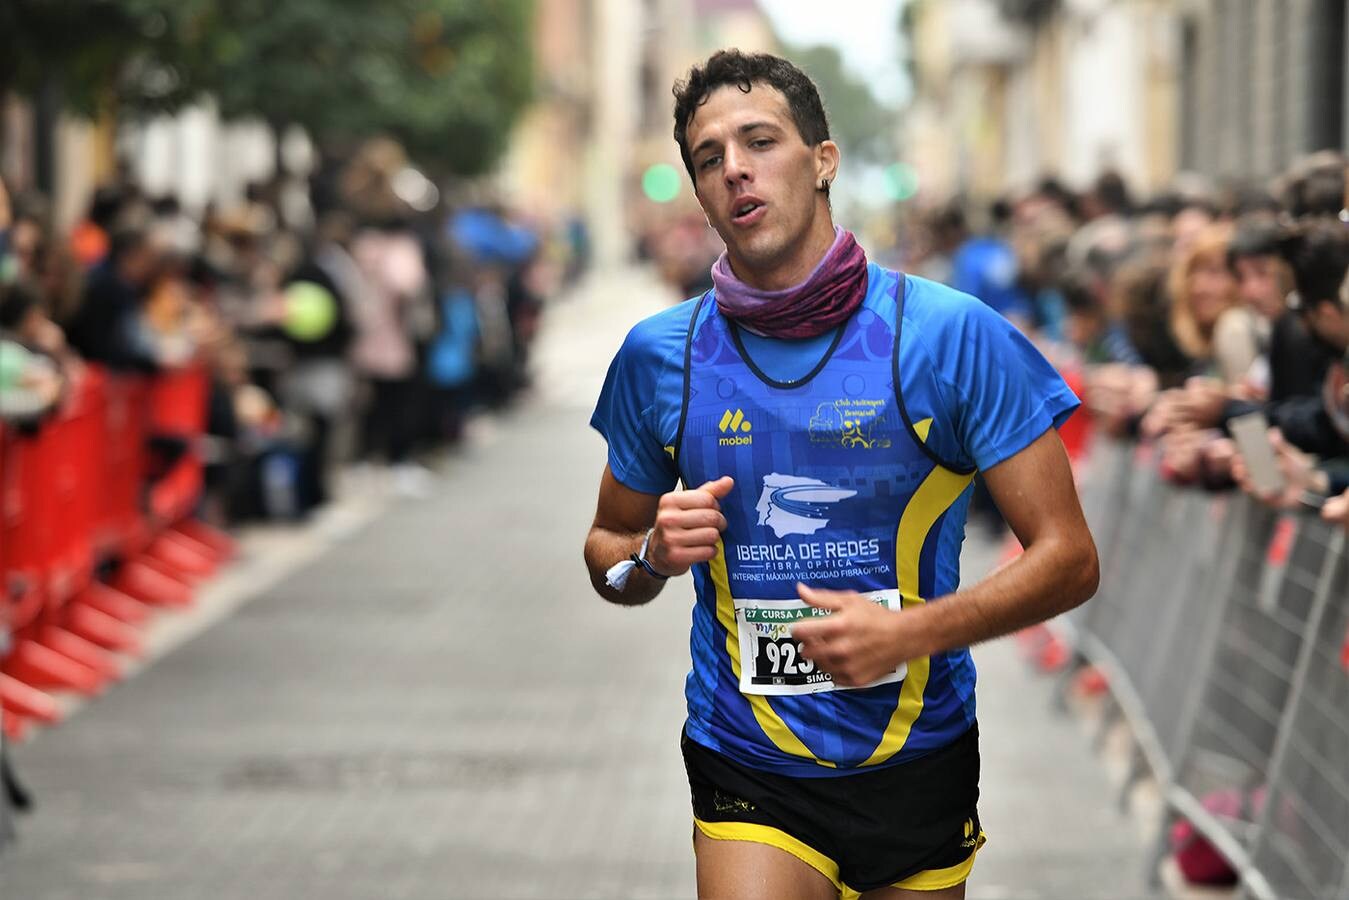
[591,265,1079,777]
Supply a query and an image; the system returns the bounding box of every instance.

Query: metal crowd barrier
[1066,439,1349,900]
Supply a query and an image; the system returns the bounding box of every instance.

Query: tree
[0,2,160,115]
[783,43,897,166]
[0,0,535,179]
[157,0,535,176]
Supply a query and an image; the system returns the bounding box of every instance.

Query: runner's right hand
[647,476,734,576]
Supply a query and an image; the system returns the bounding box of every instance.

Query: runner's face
[685,84,836,286]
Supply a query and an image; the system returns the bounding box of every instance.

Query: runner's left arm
[793,427,1097,687]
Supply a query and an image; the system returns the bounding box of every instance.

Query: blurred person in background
[1226,220,1349,515]
[67,226,163,372]
[1225,215,1330,402]
[350,217,432,496]
[586,49,1096,900]
[649,211,721,299]
[1274,221,1349,459]
[1141,226,1252,465]
[4,206,48,286]
[906,202,965,286]
[1065,170,1134,277]
[1167,224,1253,385]
[426,272,480,447]
[68,185,126,270]
[0,281,68,423]
[1280,150,1346,220]
[950,198,1033,324]
[1009,202,1078,342]
[1081,256,1178,437]
[273,232,355,511]
[447,204,543,410]
[1059,267,1143,367]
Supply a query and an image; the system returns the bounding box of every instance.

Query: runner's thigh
[694,827,839,900]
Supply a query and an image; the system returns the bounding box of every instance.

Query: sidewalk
[1,268,1158,899]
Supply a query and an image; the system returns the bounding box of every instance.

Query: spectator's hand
[1201,437,1238,483]
[1127,365,1160,415]
[29,316,67,356]
[1231,428,1328,508]
[1159,426,1214,483]
[1175,377,1227,428]
[1322,490,1349,529]
[1141,389,1185,438]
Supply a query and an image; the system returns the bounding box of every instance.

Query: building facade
[904,0,1347,202]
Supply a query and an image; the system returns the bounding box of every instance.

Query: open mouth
[731,198,766,226]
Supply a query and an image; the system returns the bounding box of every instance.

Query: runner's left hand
[790,585,917,687]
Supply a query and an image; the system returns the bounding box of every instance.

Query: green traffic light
[884,163,919,201]
[642,164,682,203]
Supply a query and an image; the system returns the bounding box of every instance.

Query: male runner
[584,50,1098,900]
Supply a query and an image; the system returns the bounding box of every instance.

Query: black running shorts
[683,724,985,894]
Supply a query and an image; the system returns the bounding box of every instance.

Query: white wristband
[605,528,660,590]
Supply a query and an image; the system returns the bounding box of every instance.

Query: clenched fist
[646,476,734,577]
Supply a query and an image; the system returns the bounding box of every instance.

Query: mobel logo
[718,409,753,446]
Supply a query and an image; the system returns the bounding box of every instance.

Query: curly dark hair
[671,49,830,183]
[1279,219,1349,311]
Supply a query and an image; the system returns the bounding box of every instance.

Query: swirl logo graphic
[755,474,856,538]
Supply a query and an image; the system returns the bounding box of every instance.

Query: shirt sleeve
[927,290,1081,471]
[589,317,682,495]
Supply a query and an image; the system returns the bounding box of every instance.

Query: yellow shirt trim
[710,542,834,766]
[860,465,974,767]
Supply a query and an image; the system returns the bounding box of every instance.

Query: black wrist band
[631,552,669,580]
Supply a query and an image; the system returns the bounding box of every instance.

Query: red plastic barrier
[44,371,102,604]
[96,373,149,558]
[0,361,230,738]
[1,424,47,636]
[147,363,207,529]
[1058,366,1092,463]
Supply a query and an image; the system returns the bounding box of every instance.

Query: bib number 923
[733,590,905,696]
[752,636,819,686]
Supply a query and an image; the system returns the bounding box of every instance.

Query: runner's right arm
[584,470,732,605]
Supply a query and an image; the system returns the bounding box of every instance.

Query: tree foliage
[0,0,535,176]
[785,43,897,165]
[0,0,176,114]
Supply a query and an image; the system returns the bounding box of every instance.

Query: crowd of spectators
[903,152,1349,530]
[0,145,568,524]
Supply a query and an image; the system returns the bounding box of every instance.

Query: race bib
[733,590,907,696]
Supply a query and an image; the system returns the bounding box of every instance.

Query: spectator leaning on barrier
[0,281,66,422]
[1168,224,1255,385]
[1225,215,1332,403]
[1231,219,1349,526]
[67,226,163,372]
[1271,220,1349,460]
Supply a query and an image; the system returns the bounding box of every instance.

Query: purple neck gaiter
[710,227,869,338]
